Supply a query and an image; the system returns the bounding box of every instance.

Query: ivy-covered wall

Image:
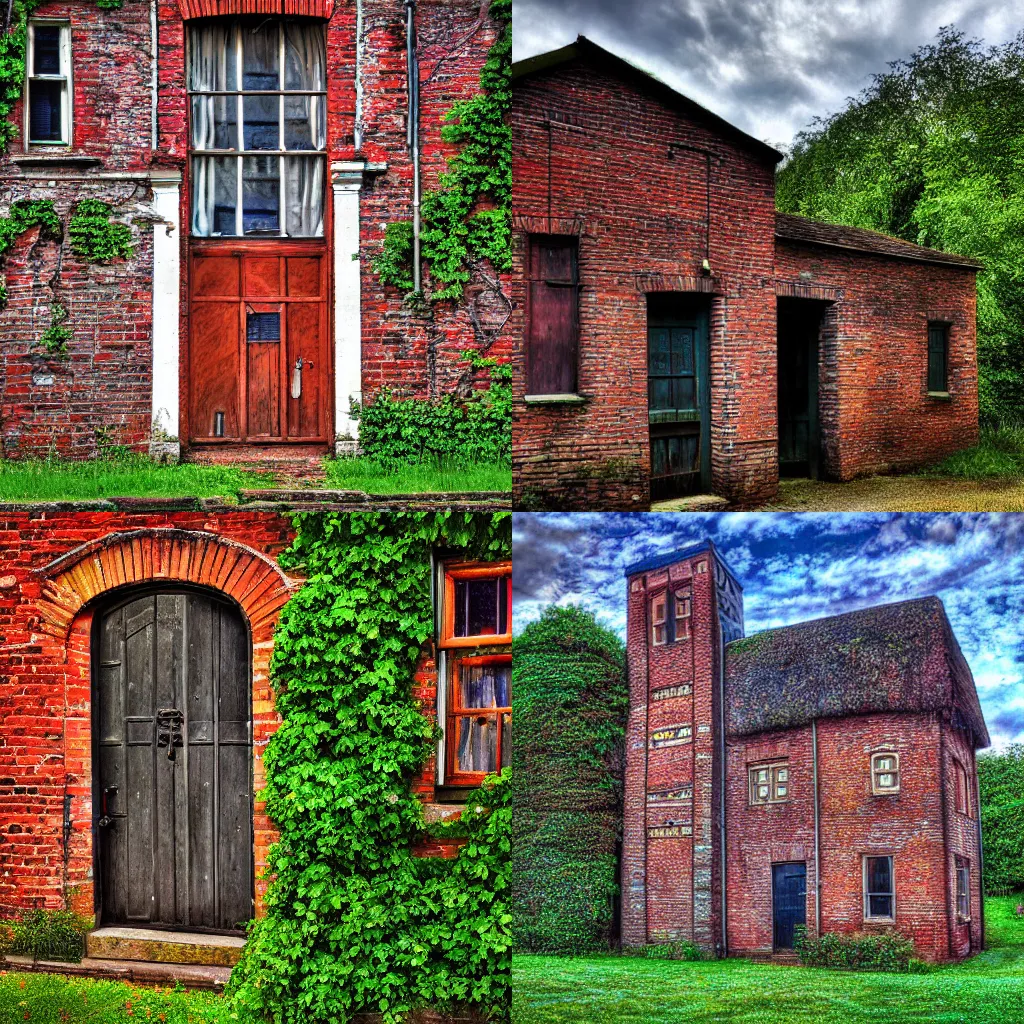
[229,510,512,1024]
[512,605,628,954]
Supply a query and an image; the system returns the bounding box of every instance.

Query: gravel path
[759,476,1024,512]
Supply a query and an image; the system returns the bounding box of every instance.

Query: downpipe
[406,0,422,293]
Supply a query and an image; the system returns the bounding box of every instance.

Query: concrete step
[85,927,245,967]
[183,444,328,486]
[650,493,731,512]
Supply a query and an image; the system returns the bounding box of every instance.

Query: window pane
[284,94,325,151]
[283,156,325,237]
[878,773,894,789]
[500,714,511,769]
[776,785,787,798]
[191,156,238,236]
[777,768,788,782]
[244,94,279,150]
[29,81,63,142]
[242,20,279,90]
[757,785,769,799]
[33,26,62,75]
[242,156,280,234]
[869,894,893,917]
[454,577,504,637]
[867,856,892,895]
[456,716,498,774]
[459,662,510,709]
[188,22,237,91]
[191,94,237,150]
[284,21,326,90]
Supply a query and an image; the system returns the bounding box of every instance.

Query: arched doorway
[92,586,253,933]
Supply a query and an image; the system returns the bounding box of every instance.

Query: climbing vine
[68,199,133,263]
[228,510,512,1024]
[0,199,61,310]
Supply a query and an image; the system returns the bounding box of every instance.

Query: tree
[977,744,1024,893]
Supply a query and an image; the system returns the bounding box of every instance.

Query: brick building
[512,38,982,510]
[0,507,510,961]
[0,0,508,462]
[623,542,988,962]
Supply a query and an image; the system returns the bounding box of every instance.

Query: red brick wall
[775,241,980,479]
[511,60,779,510]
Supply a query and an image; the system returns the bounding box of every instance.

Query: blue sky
[512,513,1024,750]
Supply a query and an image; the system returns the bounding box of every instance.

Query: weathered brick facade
[511,39,981,510]
[0,507,484,921]
[0,0,507,460]
[622,542,988,963]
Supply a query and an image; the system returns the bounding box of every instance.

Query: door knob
[156,708,185,761]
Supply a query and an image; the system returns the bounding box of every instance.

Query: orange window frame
[441,561,512,649]
[446,653,512,786]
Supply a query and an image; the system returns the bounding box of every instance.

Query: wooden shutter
[928,323,949,392]
[527,236,578,395]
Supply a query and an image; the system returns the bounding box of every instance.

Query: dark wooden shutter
[527,236,578,395]
[928,323,949,392]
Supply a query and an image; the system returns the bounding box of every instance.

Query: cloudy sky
[513,0,1021,148]
[512,513,1024,750]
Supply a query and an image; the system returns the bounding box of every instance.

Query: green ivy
[374,0,511,301]
[69,199,134,263]
[39,300,71,357]
[512,606,628,955]
[0,199,62,311]
[358,357,511,466]
[228,511,512,1024]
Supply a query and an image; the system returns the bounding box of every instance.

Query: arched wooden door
[94,589,252,933]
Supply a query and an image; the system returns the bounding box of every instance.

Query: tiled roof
[725,596,989,748]
[776,212,984,270]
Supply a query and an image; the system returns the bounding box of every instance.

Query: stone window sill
[10,152,102,168]
[926,391,952,401]
[523,393,587,405]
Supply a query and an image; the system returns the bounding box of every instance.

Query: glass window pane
[244,94,280,150]
[283,156,325,237]
[191,94,237,150]
[284,95,325,151]
[454,577,503,637]
[775,785,787,798]
[757,785,769,800]
[456,716,497,774]
[188,22,236,91]
[242,155,280,235]
[776,768,788,782]
[284,21,326,90]
[191,156,238,237]
[500,715,511,769]
[878,773,894,788]
[867,857,892,894]
[33,26,62,75]
[869,895,893,917]
[459,663,511,709]
[29,81,63,142]
[243,20,279,90]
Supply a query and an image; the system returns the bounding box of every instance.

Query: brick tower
[621,542,744,952]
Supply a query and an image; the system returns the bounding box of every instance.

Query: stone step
[6,954,232,992]
[85,927,245,967]
[650,493,731,512]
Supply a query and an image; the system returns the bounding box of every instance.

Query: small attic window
[749,762,788,805]
[871,752,900,794]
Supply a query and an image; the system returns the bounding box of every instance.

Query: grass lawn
[0,972,232,1023]
[512,896,1024,1024]
[321,457,511,494]
[921,425,1024,480]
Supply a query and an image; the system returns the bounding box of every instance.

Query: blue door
[772,862,807,950]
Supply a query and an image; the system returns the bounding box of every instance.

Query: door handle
[156,708,184,761]
[98,785,127,828]
[291,357,303,399]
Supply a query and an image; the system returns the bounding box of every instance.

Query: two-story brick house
[623,541,988,962]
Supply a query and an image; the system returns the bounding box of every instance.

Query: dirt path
[758,476,1024,512]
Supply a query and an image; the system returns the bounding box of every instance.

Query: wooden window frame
[674,587,691,640]
[24,20,72,149]
[955,857,971,922]
[440,561,512,649]
[871,751,900,795]
[651,591,668,646]
[525,233,580,398]
[927,321,950,396]
[445,653,511,787]
[650,587,692,647]
[863,854,896,922]
[749,762,789,805]
[954,760,971,817]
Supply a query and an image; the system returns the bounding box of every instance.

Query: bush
[4,909,90,963]
[622,941,705,961]
[358,359,510,466]
[794,929,914,972]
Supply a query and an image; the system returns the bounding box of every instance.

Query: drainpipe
[405,0,421,293]
[812,719,821,937]
[150,0,158,150]
[354,0,364,150]
[718,608,727,955]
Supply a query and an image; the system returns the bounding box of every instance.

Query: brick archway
[33,528,301,922]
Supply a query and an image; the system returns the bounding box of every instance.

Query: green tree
[978,744,1024,893]
[777,27,1024,425]
[512,605,628,953]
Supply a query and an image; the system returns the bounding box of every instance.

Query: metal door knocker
[156,708,185,761]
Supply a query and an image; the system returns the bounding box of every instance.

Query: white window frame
[24,21,72,148]
[651,592,668,646]
[955,857,971,922]
[871,751,900,795]
[863,854,896,922]
[748,762,789,805]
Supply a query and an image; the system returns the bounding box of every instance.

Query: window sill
[10,152,100,168]
[926,391,952,400]
[523,393,587,405]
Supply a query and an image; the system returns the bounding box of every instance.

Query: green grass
[512,896,1024,1024]
[321,457,511,493]
[920,425,1024,479]
[0,456,268,501]
[0,972,233,1023]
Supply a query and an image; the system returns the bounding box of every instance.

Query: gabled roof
[777,212,984,270]
[512,36,783,166]
[725,596,990,749]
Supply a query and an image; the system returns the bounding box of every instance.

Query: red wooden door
[188,242,329,445]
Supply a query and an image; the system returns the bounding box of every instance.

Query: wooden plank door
[96,590,252,933]
[188,244,329,446]
[772,862,807,950]
[647,300,710,500]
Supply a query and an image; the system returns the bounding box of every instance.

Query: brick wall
[775,241,980,479]
[511,59,779,510]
